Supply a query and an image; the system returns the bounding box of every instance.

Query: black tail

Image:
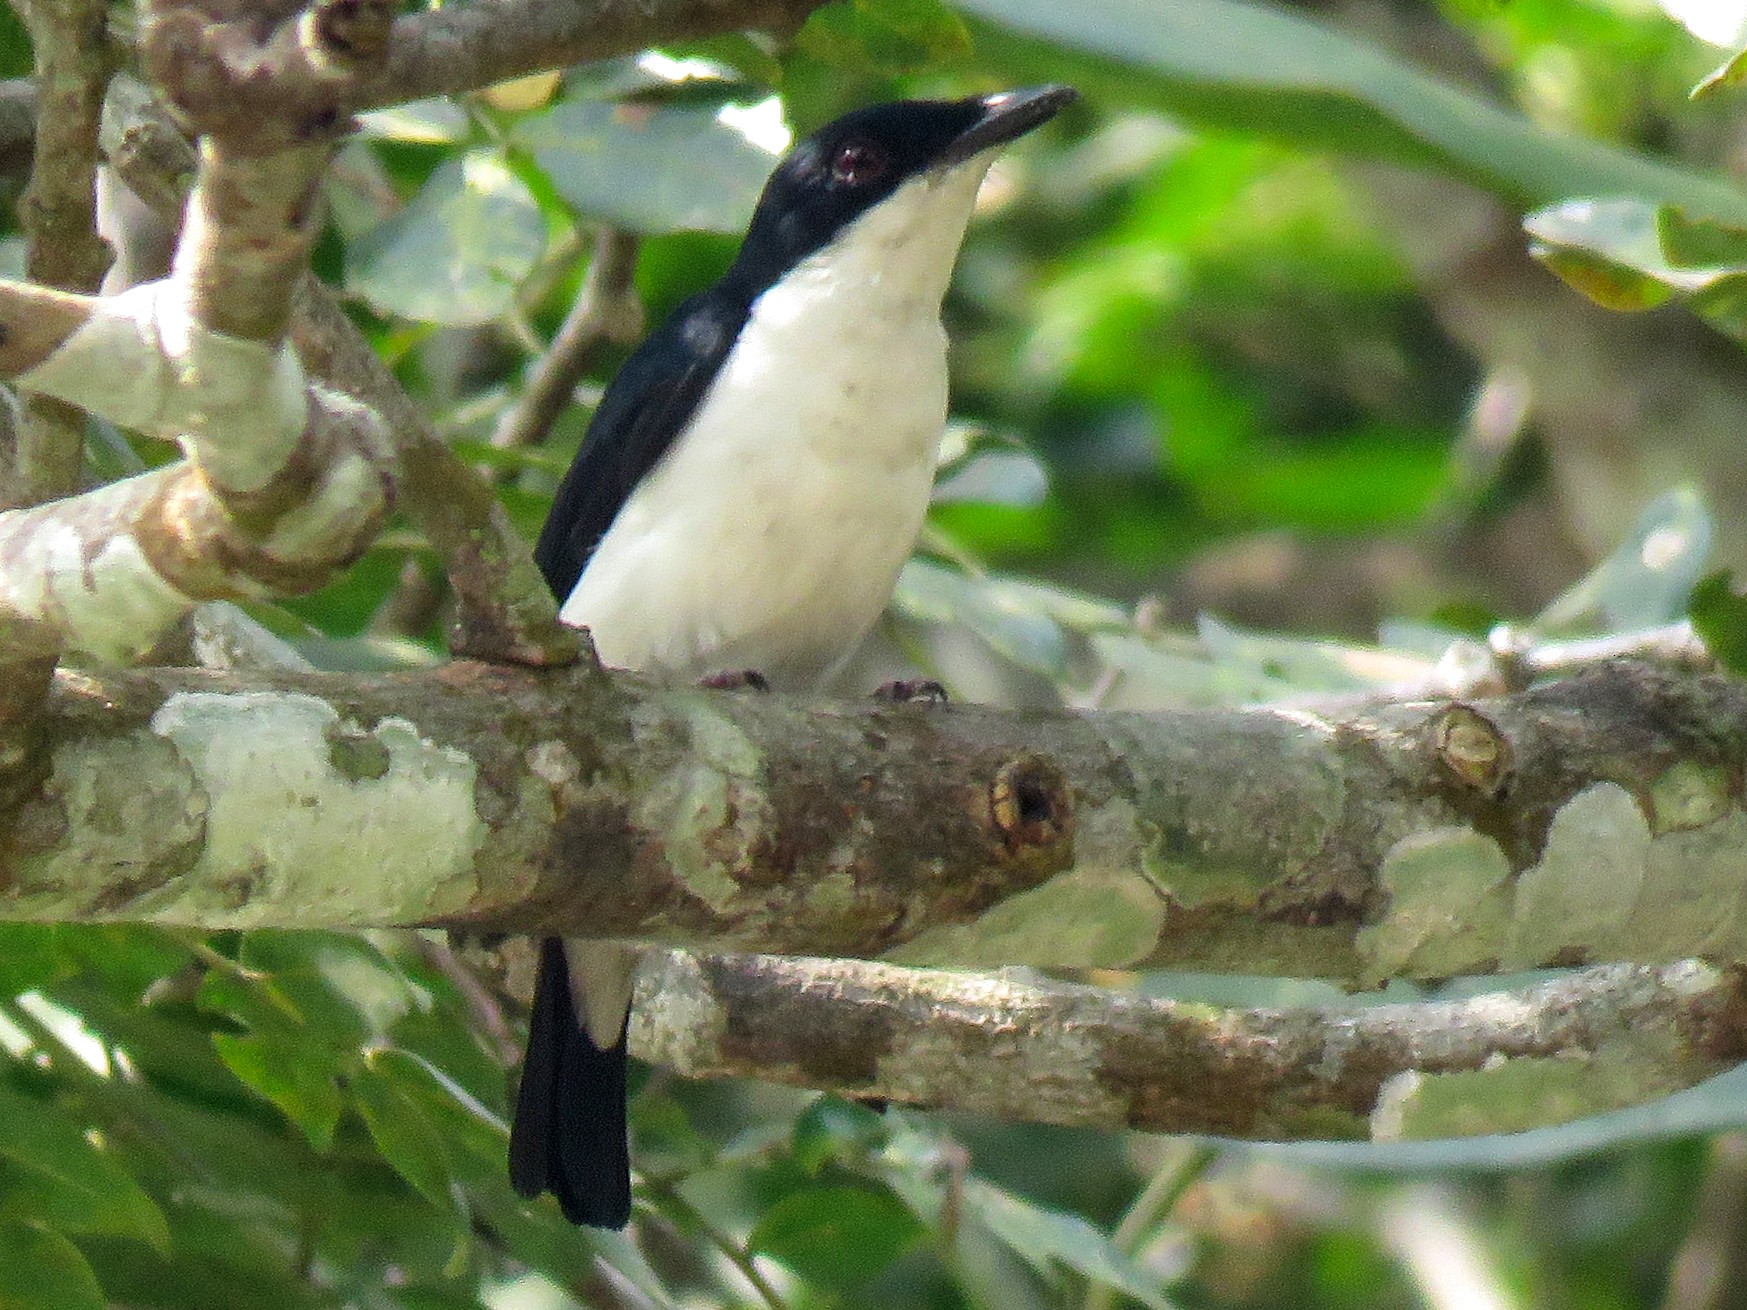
[508,937,633,1228]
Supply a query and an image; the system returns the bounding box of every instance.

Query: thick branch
[2,659,1745,988]
[630,952,1747,1139]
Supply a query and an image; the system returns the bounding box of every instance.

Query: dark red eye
[830,141,891,186]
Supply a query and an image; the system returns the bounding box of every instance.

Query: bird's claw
[699,669,771,692]
[872,678,948,704]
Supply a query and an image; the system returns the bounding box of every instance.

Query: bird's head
[731,86,1076,293]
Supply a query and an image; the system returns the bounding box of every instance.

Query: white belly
[560,276,949,689]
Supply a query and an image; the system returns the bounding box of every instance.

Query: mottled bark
[630,952,1747,1140]
[2,659,1743,988]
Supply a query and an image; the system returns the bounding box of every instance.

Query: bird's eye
[830,141,891,187]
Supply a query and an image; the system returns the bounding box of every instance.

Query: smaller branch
[630,953,1747,1140]
[1082,1143,1213,1310]
[369,228,641,644]
[6,0,112,507]
[641,1176,791,1310]
[489,228,642,454]
[12,0,112,298]
[0,0,112,800]
[290,282,581,665]
[356,0,830,111]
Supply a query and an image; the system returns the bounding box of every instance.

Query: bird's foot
[699,669,770,692]
[872,679,948,704]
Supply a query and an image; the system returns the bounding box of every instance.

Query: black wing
[533,292,747,604]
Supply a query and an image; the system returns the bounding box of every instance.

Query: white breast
[561,158,994,689]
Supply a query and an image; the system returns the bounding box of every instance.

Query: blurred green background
[6,0,1747,1306]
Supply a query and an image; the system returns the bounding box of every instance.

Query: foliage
[4,0,1747,1305]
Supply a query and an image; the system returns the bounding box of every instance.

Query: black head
[727,85,1076,292]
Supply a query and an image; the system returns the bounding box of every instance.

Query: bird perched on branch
[511,84,1077,1229]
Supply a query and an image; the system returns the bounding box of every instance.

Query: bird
[510,84,1077,1229]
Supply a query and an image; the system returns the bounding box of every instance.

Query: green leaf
[353,1050,465,1217]
[792,1096,889,1174]
[893,560,1070,675]
[357,97,472,145]
[1527,200,1747,338]
[511,98,778,234]
[0,925,72,996]
[1692,45,1747,100]
[0,1083,171,1252]
[1532,488,1715,638]
[0,1222,104,1310]
[748,1186,924,1289]
[795,0,973,75]
[211,1033,344,1152]
[346,148,545,326]
[1657,206,1747,268]
[1690,571,1747,676]
[966,1180,1177,1310]
[961,0,1747,223]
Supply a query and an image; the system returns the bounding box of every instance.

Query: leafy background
[4,0,1747,1306]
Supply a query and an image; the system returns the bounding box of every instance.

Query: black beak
[939,85,1077,167]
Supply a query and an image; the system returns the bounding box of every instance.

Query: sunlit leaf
[345,149,545,326]
[962,0,1747,222]
[354,1050,465,1216]
[212,1033,344,1152]
[894,560,1071,675]
[1692,43,1747,99]
[356,97,472,144]
[511,98,778,234]
[1197,615,1436,694]
[1532,488,1715,638]
[1527,199,1747,338]
[795,0,972,74]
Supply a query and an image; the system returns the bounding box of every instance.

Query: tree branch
[629,952,1747,1139]
[3,659,1744,982]
[354,0,830,110]
[5,0,112,510]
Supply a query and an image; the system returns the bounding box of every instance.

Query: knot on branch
[305,0,397,69]
[142,1,395,151]
[1432,703,1511,796]
[139,386,392,599]
[988,753,1073,856]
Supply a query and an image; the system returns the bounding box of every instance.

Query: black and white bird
[510,85,1076,1229]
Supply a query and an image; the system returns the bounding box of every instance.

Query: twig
[1081,1143,1215,1310]
[414,935,519,1066]
[490,227,643,454]
[0,0,112,802]
[369,227,641,641]
[642,1176,791,1310]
